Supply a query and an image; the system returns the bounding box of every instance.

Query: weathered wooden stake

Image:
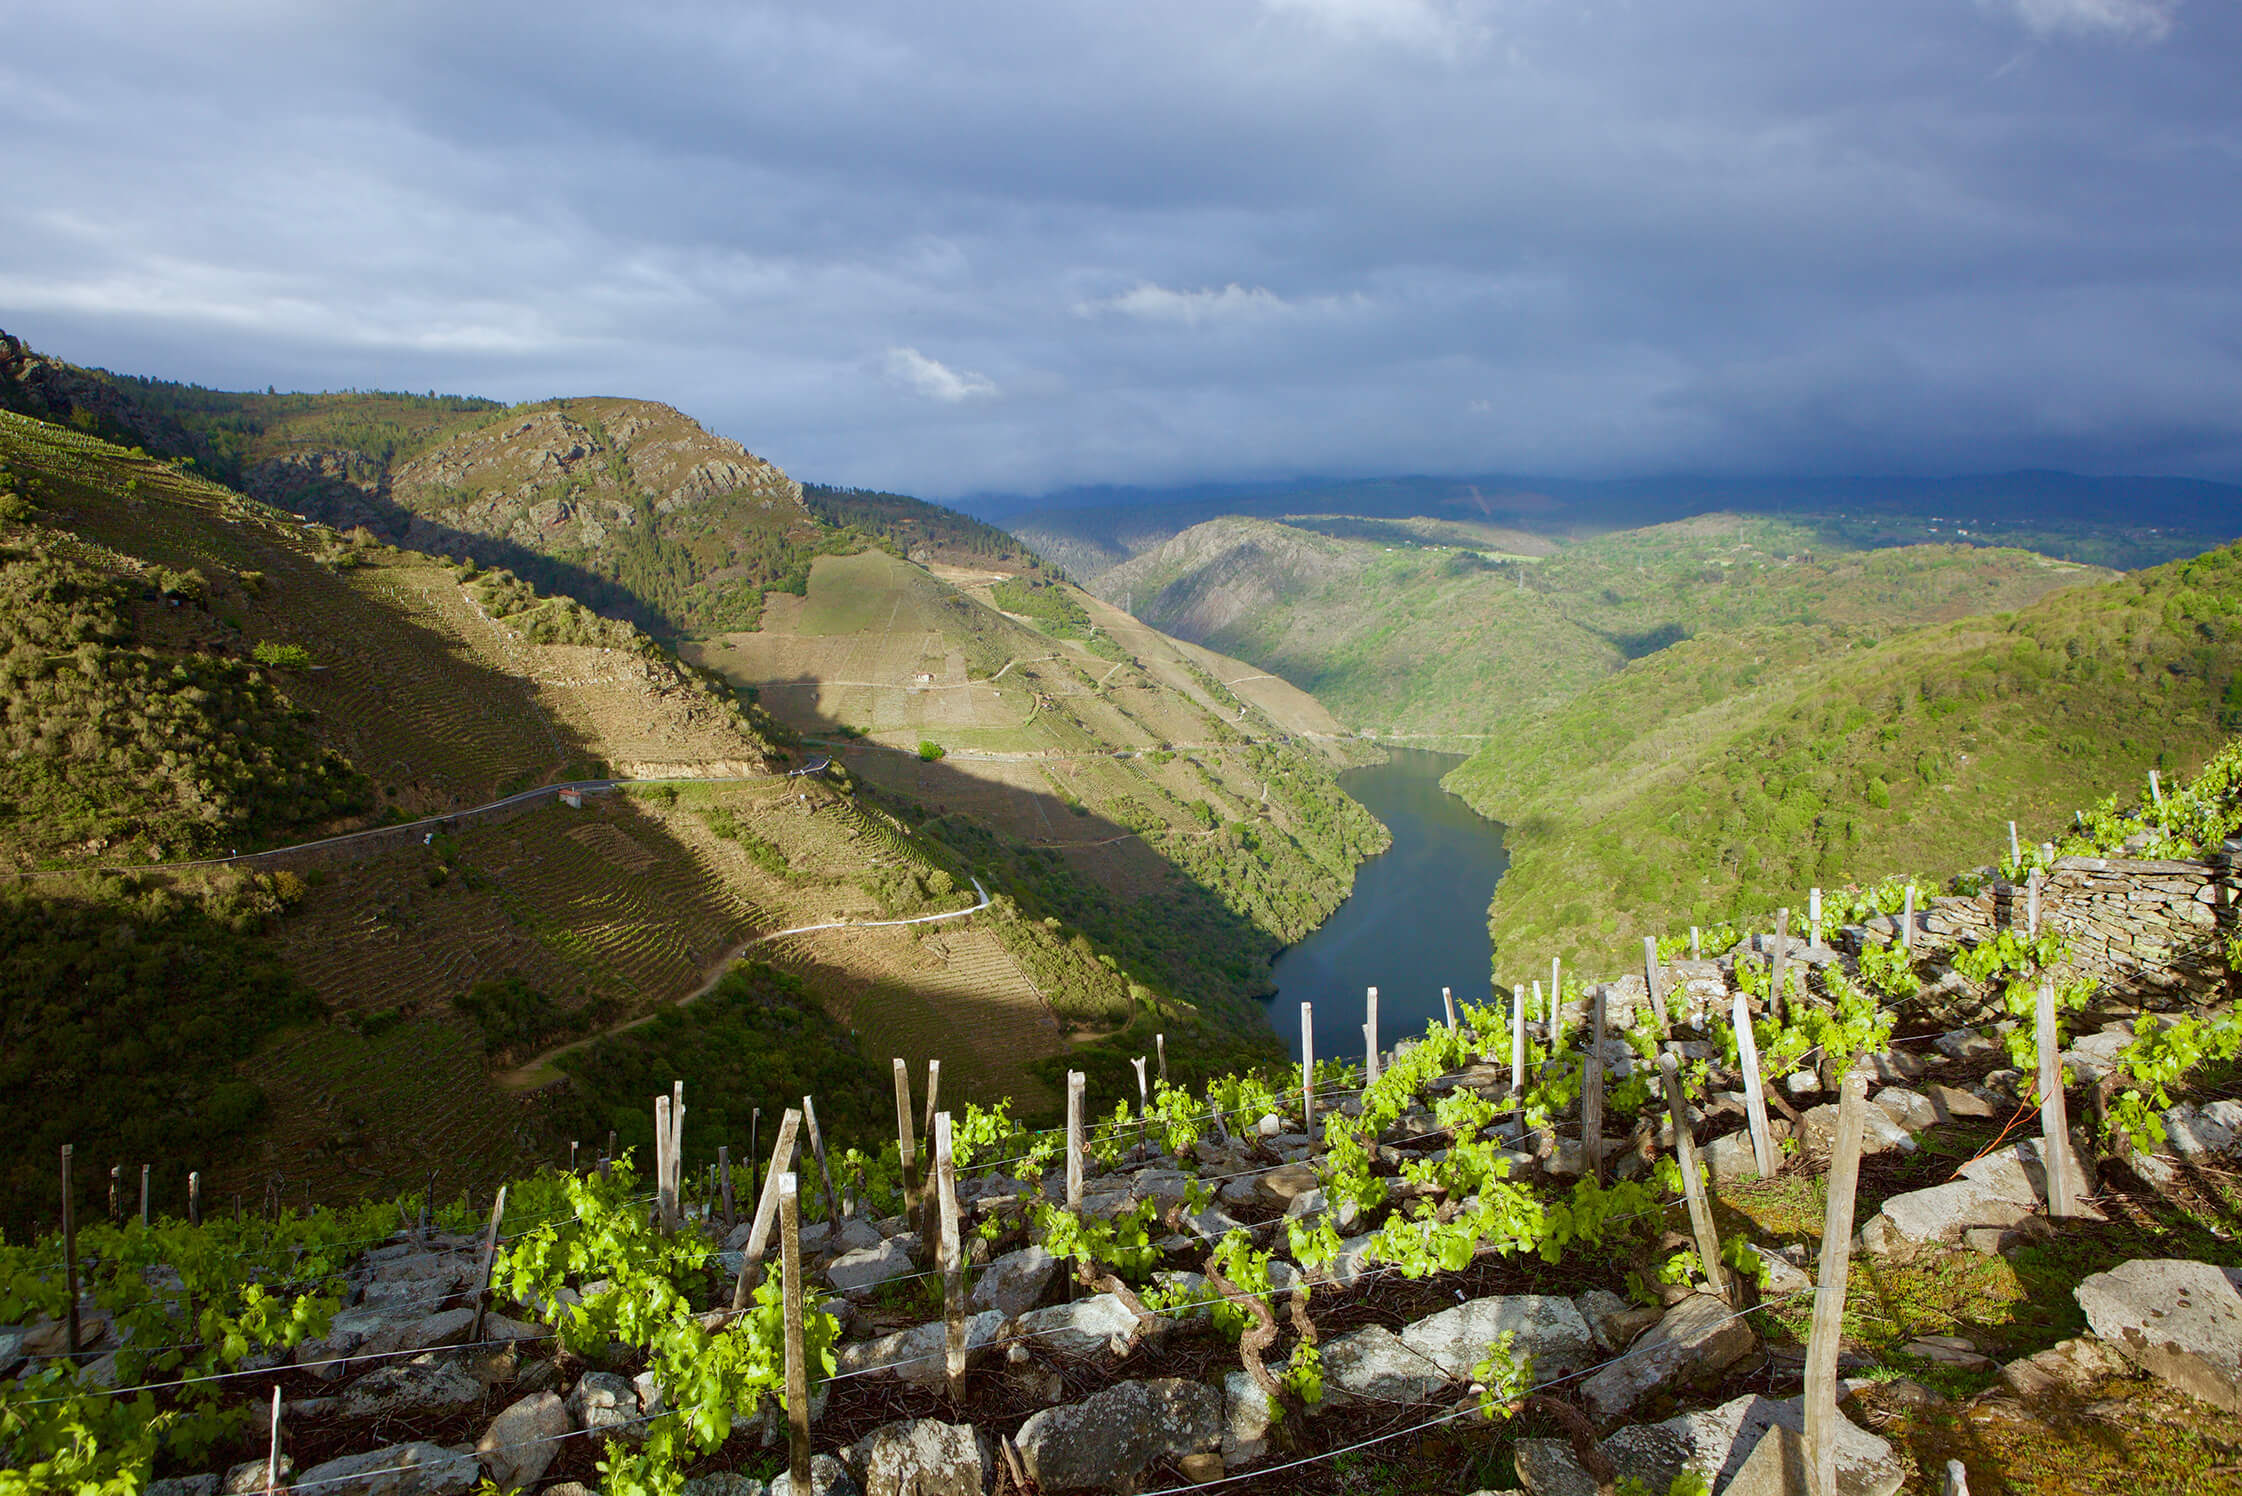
[893,1059,920,1216]
[1509,983,1527,1112]
[107,1166,120,1225]
[718,1146,736,1230]
[653,1094,674,1230]
[188,1171,200,1227]
[1733,988,1778,1180]
[934,1112,967,1402]
[569,1140,579,1174]
[779,1172,812,1490]
[139,1164,150,1227]
[1809,887,1822,950]
[2149,767,2164,809]
[2038,981,2078,1219]
[1442,986,1457,1029]
[748,1110,761,1205]
[471,1184,507,1340]
[1658,1053,1726,1303]
[1944,1458,1971,1495]
[1642,935,1670,1033]
[1804,1073,1869,1496]
[1156,1032,1168,1086]
[1770,908,1793,1024]
[265,1385,282,1496]
[802,1095,843,1225]
[61,1146,81,1355]
[1131,1056,1151,1156]
[2026,869,2041,938]
[2009,820,2022,866]
[1066,1070,1086,1212]
[1901,884,1916,954]
[1582,988,1607,1184]
[1300,1002,1316,1137]
[1690,926,1702,961]
[922,1060,942,1142]
[1531,980,1545,1029]
[1364,986,1380,1085]
[730,1108,802,1310]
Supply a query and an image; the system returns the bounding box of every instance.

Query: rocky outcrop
[2077,1258,2242,1411]
[1014,1378,1223,1493]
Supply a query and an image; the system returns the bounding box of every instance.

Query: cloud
[883,346,999,402]
[1082,282,1293,327]
[1991,0,2180,40]
[1257,0,1488,56]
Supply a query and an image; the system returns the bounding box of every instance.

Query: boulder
[1222,1369,1275,1467]
[1517,1393,1900,1496]
[683,1477,768,1496]
[828,1239,916,1296]
[846,1418,988,1496]
[1856,1141,2056,1257]
[338,1357,484,1421]
[1013,1294,1141,1358]
[478,1391,568,1489]
[221,1459,292,1496]
[294,1442,480,1496]
[1745,1244,1813,1298]
[1998,1335,2132,1399]
[1799,1103,1915,1159]
[1014,1377,1222,1493]
[2077,1258,2242,1411]
[1870,1088,1937,1133]
[1399,1295,1595,1380]
[1921,1083,1996,1122]
[970,1246,1060,1319]
[2161,1100,2242,1159]
[1575,1289,1660,1354]
[767,1453,860,1496]
[1319,1325,1451,1406]
[1579,1293,1755,1421]
[834,1310,1004,1385]
[567,1370,642,1435]
[1703,1130,1766,1186]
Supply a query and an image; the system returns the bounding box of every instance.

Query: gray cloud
[1,0,2236,496]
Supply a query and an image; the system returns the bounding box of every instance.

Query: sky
[3,0,2238,497]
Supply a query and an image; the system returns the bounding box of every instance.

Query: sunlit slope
[1453,542,2242,971]
[1099,512,2105,747]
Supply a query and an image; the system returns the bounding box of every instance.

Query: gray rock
[1745,1244,1814,1298]
[1935,1028,2003,1061]
[683,1476,768,1496]
[1320,1325,1451,1406]
[1517,1392,1900,1496]
[146,1478,220,1496]
[1579,1293,1756,1421]
[2078,1258,2242,1410]
[338,1357,484,1421]
[1575,1288,1657,1354]
[1856,1140,2053,1257]
[1222,1369,1275,1467]
[828,1239,916,1295]
[478,1390,568,1489]
[222,1457,292,1495]
[1703,1130,1767,1185]
[567,1369,642,1435]
[2162,1100,2242,1158]
[835,1310,1004,1385]
[1013,1294,1141,1358]
[847,1418,989,1496]
[970,1246,1060,1318]
[1799,1102,1916,1159]
[1901,1334,1994,1372]
[1400,1295,1595,1380]
[294,1442,481,1496]
[1999,1334,2132,1399]
[1015,1377,1222,1492]
[1871,1087,1938,1132]
[767,1453,860,1496]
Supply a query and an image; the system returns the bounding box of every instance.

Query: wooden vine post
[1657,1053,1726,1303]
[1299,1003,1316,1139]
[1809,886,1822,949]
[1509,983,1527,1121]
[1442,986,1457,1029]
[2038,981,2078,1219]
[2027,869,2041,938]
[1768,908,1790,1026]
[747,1111,761,1204]
[1690,926,1702,960]
[60,1145,80,1355]
[1364,986,1380,1085]
[139,1164,150,1228]
[188,1171,200,1227]
[718,1146,736,1231]
[1066,1070,1086,1212]
[933,1112,968,1402]
[730,1108,802,1310]
[1582,988,1607,1184]
[108,1166,120,1226]
[1131,1056,1152,1157]
[471,1185,507,1340]
[653,1095,672,1230]
[1804,1073,1869,1496]
[778,1171,812,1490]
[1732,988,1778,1180]
[893,1059,920,1216]
[265,1385,283,1496]
[922,1060,942,1143]
[802,1095,843,1226]
[670,1080,686,1223]
[2009,819,2022,866]
[2150,767,2164,809]
[1641,935,1670,1032]
[1156,1032,1168,1086]
[1901,884,1916,954]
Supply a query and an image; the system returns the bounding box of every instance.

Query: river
[1271,747,1510,1064]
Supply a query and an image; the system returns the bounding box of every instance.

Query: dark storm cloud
[2,0,2236,494]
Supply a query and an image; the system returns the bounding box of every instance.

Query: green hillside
[1452,541,2242,970]
[1101,511,2102,747]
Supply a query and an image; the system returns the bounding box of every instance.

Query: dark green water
[1271,747,1509,1063]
